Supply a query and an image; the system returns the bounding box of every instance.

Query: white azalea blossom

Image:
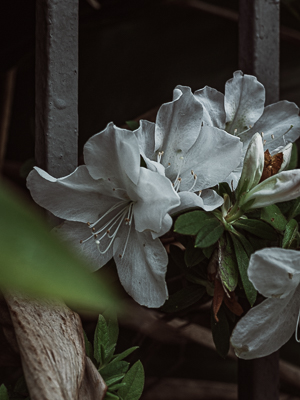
[173,70,300,188]
[231,248,300,359]
[27,123,181,308]
[134,86,243,214]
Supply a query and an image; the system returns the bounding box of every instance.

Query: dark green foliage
[161,285,206,313]
[211,306,230,358]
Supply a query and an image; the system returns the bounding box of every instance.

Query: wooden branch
[5,294,107,400]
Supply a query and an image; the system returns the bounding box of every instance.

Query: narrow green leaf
[211,306,230,358]
[174,211,215,235]
[218,235,238,292]
[283,219,299,249]
[161,285,206,313]
[184,241,205,267]
[109,383,127,391]
[234,234,254,257]
[0,385,9,400]
[106,374,125,387]
[94,315,109,364]
[233,219,277,241]
[83,331,93,359]
[125,120,139,130]
[0,183,117,312]
[288,198,300,220]
[261,204,287,231]
[195,219,224,248]
[112,347,139,363]
[100,361,130,381]
[105,392,120,400]
[105,343,117,364]
[106,313,119,349]
[117,361,145,400]
[230,234,257,306]
[218,182,233,199]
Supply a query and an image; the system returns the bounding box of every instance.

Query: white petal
[236,132,264,197]
[248,248,300,299]
[225,71,265,135]
[194,86,226,129]
[134,119,156,160]
[53,221,113,271]
[151,214,173,239]
[179,126,243,191]
[200,189,224,211]
[278,143,293,172]
[223,168,242,191]
[243,170,300,209]
[113,228,168,307]
[239,101,300,153]
[27,166,125,222]
[231,286,300,359]
[84,122,141,185]
[155,85,204,178]
[131,168,180,234]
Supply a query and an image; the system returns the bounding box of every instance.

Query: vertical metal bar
[239,3,280,398]
[35,0,78,178]
[239,0,280,105]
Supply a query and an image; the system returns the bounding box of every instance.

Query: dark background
[2,1,300,398]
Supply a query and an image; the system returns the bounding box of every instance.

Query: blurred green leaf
[288,198,300,220]
[117,361,145,400]
[0,183,117,311]
[0,385,9,400]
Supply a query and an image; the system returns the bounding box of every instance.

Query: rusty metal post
[238,1,280,399]
[239,0,280,106]
[35,0,78,177]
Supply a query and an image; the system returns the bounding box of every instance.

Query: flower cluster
[28,71,300,358]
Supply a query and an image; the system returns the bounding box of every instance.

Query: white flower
[27,123,181,308]
[134,86,243,214]
[231,248,300,359]
[181,70,300,188]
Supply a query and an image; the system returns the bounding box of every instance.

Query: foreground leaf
[174,211,215,235]
[0,183,117,311]
[282,219,298,249]
[218,235,238,292]
[195,219,224,248]
[117,361,145,400]
[233,218,277,241]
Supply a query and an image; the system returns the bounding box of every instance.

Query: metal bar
[238,2,280,398]
[35,0,78,178]
[239,0,280,105]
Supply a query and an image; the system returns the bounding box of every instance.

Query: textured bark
[78,356,107,400]
[4,294,87,400]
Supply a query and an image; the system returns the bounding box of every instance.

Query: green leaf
[83,331,93,359]
[184,241,205,267]
[211,306,230,358]
[161,285,206,313]
[100,361,130,381]
[288,198,300,220]
[234,234,254,257]
[169,245,186,269]
[261,204,287,231]
[117,361,145,400]
[218,182,233,199]
[174,211,215,235]
[0,385,9,400]
[94,315,110,364]
[0,182,117,312]
[105,343,117,364]
[125,120,139,130]
[195,219,224,248]
[230,234,257,306]
[112,347,139,363]
[105,392,120,400]
[283,219,299,249]
[108,383,127,391]
[233,218,277,241]
[218,235,238,292]
[105,313,119,350]
[203,244,216,259]
[106,374,125,387]
[287,143,298,170]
